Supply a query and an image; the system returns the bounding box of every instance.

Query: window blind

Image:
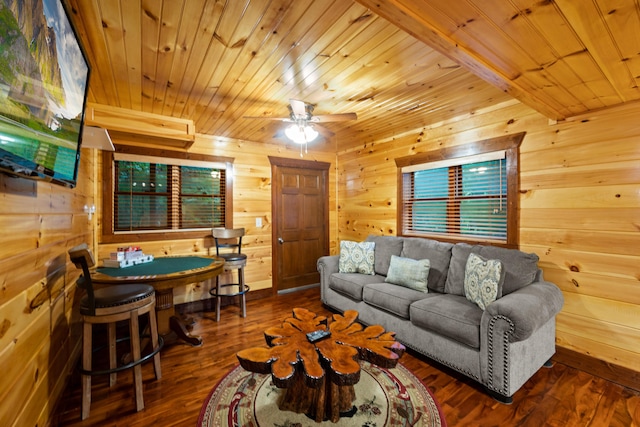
[114,152,227,169]
[114,157,226,232]
[402,154,507,241]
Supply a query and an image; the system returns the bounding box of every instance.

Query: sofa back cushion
[365,235,404,276]
[445,243,539,296]
[401,237,454,293]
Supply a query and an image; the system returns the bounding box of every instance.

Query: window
[395,133,524,247]
[403,154,507,239]
[102,147,234,243]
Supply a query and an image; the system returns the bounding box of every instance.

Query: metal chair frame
[210,228,250,321]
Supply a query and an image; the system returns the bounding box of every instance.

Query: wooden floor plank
[51,287,640,426]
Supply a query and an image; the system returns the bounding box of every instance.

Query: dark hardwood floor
[52,287,639,426]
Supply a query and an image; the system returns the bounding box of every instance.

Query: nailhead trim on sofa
[487,314,515,396]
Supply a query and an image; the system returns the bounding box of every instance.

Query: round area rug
[197,361,446,427]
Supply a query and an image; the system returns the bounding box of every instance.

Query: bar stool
[68,243,163,420]
[210,228,250,321]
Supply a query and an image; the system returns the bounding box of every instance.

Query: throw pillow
[464,252,505,310]
[339,241,376,275]
[385,255,430,292]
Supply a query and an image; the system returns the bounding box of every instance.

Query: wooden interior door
[270,157,329,293]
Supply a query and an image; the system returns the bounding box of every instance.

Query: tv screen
[0,0,90,188]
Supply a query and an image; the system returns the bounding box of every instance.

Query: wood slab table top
[236,308,405,422]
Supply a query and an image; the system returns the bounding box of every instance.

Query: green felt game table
[92,255,224,346]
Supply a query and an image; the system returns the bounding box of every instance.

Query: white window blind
[113,155,226,233]
[402,152,507,241]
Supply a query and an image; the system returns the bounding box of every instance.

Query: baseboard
[277,283,319,294]
[553,346,640,393]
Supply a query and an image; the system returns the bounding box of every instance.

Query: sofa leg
[543,358,554,368]
[486,388,513,404]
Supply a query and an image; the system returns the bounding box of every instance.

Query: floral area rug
[197,361,446,427]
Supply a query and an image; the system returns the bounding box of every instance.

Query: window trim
[101,145,234,244]
[395,132,525,248]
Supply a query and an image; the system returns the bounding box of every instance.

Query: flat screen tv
[0,0,90,188]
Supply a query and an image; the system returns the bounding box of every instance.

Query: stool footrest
[210,283,250,298]
[80,335,164,376]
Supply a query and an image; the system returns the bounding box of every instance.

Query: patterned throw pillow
[339,241,376,275]
[385,255,430,292]
[464,252,505,310]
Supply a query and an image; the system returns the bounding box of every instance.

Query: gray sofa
[317,235,564,402]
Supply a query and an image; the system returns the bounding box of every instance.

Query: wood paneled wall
[0,123,337,426]
[3,98,638,426]
[0,150,96,426]
[96,135,337,305]
[336,100,640,374]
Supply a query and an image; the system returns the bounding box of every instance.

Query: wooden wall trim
[394,132,525,248]
[101,146,235,243]
[553,346,640,393]
[394,132,526,168]
[113,144,234,163]
[268,156,331,295]
[268,156,331,170]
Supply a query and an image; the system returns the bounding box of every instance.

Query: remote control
[306,329,331,343]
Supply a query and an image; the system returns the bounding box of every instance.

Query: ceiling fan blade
[243,115,293,122]
[312,123,335,138]
[289,99,307,118]
[312,112,357,122]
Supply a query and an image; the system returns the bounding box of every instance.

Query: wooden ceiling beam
[354,0,567,120]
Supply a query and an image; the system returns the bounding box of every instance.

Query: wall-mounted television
[0,0,91,188]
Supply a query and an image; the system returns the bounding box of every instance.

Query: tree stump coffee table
[236,308,406,423]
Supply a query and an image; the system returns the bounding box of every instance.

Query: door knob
[278,237,284,244]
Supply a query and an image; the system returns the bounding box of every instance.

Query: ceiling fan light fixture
[285,123,318,144]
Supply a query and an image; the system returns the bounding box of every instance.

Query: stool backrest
[69,243,97,315]
[212,228,245,256]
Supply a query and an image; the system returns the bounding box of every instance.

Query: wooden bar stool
[68,243,163,420]
[210,228,250,321]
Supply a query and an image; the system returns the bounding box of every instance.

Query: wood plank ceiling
[66,0,640,152]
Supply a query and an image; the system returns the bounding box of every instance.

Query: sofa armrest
[484,281,564,342]
[317,255,339,275]
[317,255,340,302]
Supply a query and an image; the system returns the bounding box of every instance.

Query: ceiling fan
[244,99,357,152]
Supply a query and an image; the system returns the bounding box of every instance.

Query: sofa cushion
[366,235,404,276]
[445,243,539,296]
[385,255,430,292]
[464,253,505,310]
[401,237,453,293]
[339,240,376,275]
[410,294,483,349]
[363,282,434,319]
[329,273,386,300]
